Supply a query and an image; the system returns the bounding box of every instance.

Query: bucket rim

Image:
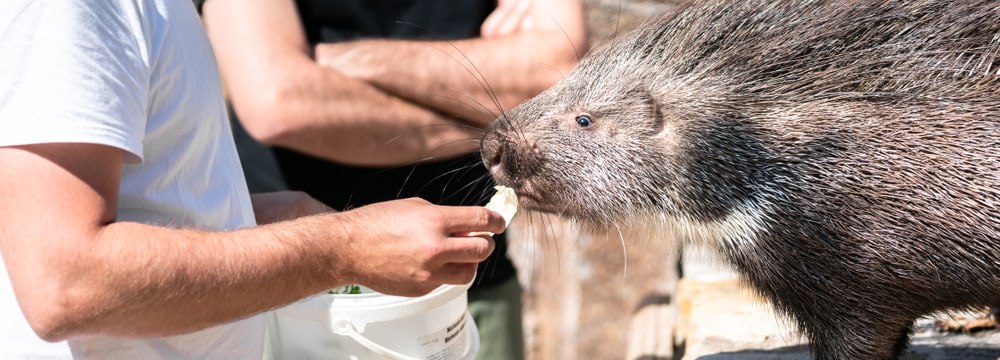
[274,281,471,325]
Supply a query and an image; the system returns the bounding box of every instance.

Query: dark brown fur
[481,1,1000,359]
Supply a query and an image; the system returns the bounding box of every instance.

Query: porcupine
[480,0,1000,359]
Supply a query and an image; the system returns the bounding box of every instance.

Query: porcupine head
[480,8,773,253]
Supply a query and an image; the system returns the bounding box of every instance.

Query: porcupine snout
[481,119,545,190]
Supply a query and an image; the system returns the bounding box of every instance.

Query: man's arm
[202,0,482,166]
[0,143,503,341]
[250,191,333,225]
[314,0,588,126]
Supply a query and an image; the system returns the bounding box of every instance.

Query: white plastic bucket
[268,282,479,360]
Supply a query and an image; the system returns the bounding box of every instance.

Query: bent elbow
[31,318,71,343]
[551,42,587,83]
[229,88,298,147]
[19,288,90,342]
[545,56,582,88]
[531,33,588,92]
[14,258,108,342]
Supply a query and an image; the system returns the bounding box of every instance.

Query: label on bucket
[416,311,470,360]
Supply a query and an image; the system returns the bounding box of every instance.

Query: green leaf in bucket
[329,284,362,295]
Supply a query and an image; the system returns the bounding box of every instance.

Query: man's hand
[481,0,534,37]
[333,198,505,297]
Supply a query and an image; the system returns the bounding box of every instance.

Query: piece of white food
[485,185,519,228]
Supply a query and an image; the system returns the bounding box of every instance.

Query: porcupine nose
[481,124,509,180]
[482,118,545,188]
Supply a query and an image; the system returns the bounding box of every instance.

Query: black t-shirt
[200,0,516,288]
[294,0,496,42]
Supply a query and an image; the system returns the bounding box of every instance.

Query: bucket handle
[330,317,422,360]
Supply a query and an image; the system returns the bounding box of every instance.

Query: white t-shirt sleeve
[0,1,147,162]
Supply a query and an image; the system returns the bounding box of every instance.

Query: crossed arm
[0,144,503,341]
[202,0,586,166]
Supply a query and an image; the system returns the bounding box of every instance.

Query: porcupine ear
[619,83,667,136]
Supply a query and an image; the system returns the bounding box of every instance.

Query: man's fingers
[436,262,480,285]
[481,0,531,37]
[440,235,495,263]
[497,0,531,35]
[480,0,515,36]
[445,206,506,235]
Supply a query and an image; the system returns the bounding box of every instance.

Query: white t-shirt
[0,0,264,358]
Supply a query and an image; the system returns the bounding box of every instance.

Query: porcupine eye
[575,114,593,127]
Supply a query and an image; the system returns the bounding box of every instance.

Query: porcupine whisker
[436,48,505,123]
[390,21,572,193]
[452,164,499,206]
[377,123,481,153]
[393,21,506,118]
[426,91,501,121]
[476,5,588,140]
[383,123,482,197]
[613,222,628,278]
[379,132,487,207]
[531,210,562,276]
[401,157,486,203]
